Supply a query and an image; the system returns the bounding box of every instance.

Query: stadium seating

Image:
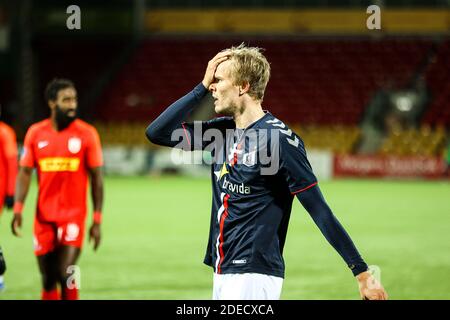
[380,124,447,156]
[291,124,361,154]
[94,38,432,127]
[95,122,150,147]
[67,37,446,156]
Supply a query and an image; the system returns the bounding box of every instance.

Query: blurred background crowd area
[0,0,449,175]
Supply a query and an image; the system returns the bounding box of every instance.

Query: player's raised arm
[11,166,33,237]
[145,51,230,149]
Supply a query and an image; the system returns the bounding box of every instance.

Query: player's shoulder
[27,119,51,135]
[73,119,99,135]
[258,113,288,129]
[260,113,304,149]
[0,121,14,136]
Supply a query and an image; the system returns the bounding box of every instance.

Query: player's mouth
[66,110,77,117]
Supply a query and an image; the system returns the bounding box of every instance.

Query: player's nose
[209,83,216,92]
[69,100,77,109]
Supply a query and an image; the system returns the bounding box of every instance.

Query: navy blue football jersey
[182,112,317,278]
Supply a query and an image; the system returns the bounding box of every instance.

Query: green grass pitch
[1,176,450,300]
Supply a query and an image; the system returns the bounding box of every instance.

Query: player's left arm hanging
[11,166,33,237]
[88,166,103,251]
[11,126,36,237]
[277,128,388,300]
[86,126,104,251]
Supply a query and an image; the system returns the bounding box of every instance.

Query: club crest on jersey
[243,150,257,167]
[68,137,82,154]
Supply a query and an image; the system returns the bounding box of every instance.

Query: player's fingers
[367,291,376,300]
[11,220,16,235]
[207,57,228,77]
[213,50,230,61]
[210,55,230,69]
[359,290,365,300]
[214,55,229,65]
[12,223,21,237]
[94,236,100,251]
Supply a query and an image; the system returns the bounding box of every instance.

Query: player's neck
[233,100,265,129]
[50,115,74,131]
[50,116,59,131]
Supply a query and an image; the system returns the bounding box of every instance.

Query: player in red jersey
[0,107,18,289]
[0,111,17,216]
[11,79,104,300]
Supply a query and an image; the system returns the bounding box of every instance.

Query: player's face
[50,87,78,129]
[54,87,78,117]
[210,60,240,116]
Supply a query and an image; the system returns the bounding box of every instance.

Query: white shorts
[213,272,283,300]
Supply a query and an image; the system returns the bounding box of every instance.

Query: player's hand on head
[89,223,101,251]
[202,51,230,89]
[11,213,22,237]
[356,271,388,300]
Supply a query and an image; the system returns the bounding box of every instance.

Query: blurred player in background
[0,106,18,291]
[146,44,388,300]
[11,79,104,300]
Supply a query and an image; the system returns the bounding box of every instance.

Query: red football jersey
[20,119,103,222]
[0,121,18,210]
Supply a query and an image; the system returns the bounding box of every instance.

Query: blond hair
[224,43,271,102]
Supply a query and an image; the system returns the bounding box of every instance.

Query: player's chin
[214,104,223,114]
[215,104,232,116]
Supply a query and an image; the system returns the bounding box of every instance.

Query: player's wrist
[13,202,24,215]
[93,211,102,224]
[355,270,372,281]
[201,80,210,89]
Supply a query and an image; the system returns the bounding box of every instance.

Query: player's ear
[239,81,250,96]
[48,99,56,110]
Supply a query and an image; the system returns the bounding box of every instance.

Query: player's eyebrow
[62,95,77,100]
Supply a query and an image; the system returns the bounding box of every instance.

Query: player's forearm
[6,156,18,196]
[145,83,208,147]
[14,167,32,206]
[296,186,368,276]
[89,167,104,213]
